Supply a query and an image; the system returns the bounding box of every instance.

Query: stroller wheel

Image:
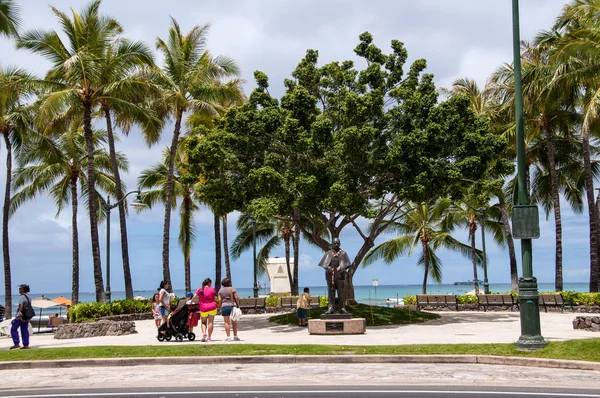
[175,333,184,342]
[188,332,196,341]
[165,335,172,341]
[157,333,165,342]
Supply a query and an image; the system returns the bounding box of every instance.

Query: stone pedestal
[308,317,366,335]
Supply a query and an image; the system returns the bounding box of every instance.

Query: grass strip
[1,339,599,362]
[268,304,440,327]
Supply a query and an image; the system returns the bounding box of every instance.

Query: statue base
[320,313,352,320]
[308,318,366,335]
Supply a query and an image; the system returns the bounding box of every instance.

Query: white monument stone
[265,257,295,294]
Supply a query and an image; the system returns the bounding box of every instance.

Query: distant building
[265,257,295,294]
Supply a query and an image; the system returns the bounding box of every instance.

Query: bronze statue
[319,238,351,314]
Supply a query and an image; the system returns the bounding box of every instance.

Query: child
[152,293,162,328]
[296,287,310,327]
[186,292,199,334]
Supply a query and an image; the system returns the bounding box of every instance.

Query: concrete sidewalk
[0,311,594,349]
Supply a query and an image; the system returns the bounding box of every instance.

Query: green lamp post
[512,0,546,351]
[104,190,145,304]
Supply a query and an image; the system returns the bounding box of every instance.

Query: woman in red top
[192,278,217,342]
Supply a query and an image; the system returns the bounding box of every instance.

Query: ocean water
[0,283,589,315]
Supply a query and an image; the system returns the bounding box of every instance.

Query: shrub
[68,299,152,323]
[403,296,416,305]
[320,296,328,307]
[457,294,478,304]
[265,295,281,307]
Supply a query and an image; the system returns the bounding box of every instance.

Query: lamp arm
[108,190,140,210]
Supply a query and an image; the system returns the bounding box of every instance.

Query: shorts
[221,306,233,317]
[159,306,169,317]
[187,312,199,327]
[297,308,308,319]
[201,309,217,317]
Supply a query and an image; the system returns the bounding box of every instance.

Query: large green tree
[17,0,124,302]
[11,125,126,305]
[0,65,35,317]
[187,33,511,300]
[153,19,243,285]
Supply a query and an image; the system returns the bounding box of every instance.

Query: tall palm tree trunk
[183,199,191,293]
[292,221,300,296]
[470,228,480,295]
[70,175,80,305]
[583,126,599,292]
[162,110,184,285]
[214,213,222,291]
[83,100,104,302]
[543,122,563,292]
[103,106,133,299]
[222,214,231,281]
[2,133,12,318]
[284,235,292,293]
[421,240,429,294]
[499,202,518,291]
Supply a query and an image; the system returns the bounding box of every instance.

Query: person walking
[193,278,217,342]
[158,281,172,328]
[11,284,35,350]
[218,278,240,342]
[152,293,162,328]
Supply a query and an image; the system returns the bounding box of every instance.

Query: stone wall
[573,316,600,331]
[54,320,137,339]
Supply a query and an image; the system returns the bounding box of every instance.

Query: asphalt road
[3,387,600,398]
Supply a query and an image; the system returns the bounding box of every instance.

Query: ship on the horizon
[454,279,484,286]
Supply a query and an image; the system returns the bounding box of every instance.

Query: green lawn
[1,339,600,362]
[268,304,440,326]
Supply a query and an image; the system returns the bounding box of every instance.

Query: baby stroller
[157,302,197,342]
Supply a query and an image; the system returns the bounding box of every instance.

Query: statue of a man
[319,237,351,314]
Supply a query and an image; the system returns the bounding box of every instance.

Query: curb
[1,355,599,371]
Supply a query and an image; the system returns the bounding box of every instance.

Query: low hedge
[264,294,328,307]
[403,291,600,306]
[68,298,177,323]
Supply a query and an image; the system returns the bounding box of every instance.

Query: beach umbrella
[30,299,59,333]
[52,296,72,317]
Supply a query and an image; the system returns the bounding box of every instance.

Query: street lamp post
[512,0,546,350]
[104,190,145,304]
[479,208,489,295]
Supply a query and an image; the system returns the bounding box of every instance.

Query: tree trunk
[183,199,191,293]
[162,110,183,286]
[583,126,599,292]
[285,235,293,293]
[2,133,12,318]
[71,175,80,305]
[222,214,231,281]
[470,226,480,296]
[214,212,222,291]
[103,106,133,299]
[543,122,563,292]
[499,202,518,291]
[83,100,104,302]
[421,240,429,294]
[292,214,300,296]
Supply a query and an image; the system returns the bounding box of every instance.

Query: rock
[54,320,137,339]
[592,317,600,324]
[592,323,600,331]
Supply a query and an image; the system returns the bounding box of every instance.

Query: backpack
[21,295,35,321]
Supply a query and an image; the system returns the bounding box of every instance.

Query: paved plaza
[0,311,594,349]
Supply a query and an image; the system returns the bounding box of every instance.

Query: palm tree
[153,19,243,284]
[98,37,162,300]
[138,145,200,293]
[17,0,126,301]
[0,0,20,37]
[363,200,476,294]
[444,78,519,291]
[11,125,126,305]
[0,65,36,318]
[231,213,298,294]
[536,1,600,291]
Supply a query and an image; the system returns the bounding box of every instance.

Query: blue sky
[1,0,590,295]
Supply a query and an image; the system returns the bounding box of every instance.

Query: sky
[0,0,588,295]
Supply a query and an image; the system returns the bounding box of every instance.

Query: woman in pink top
[192,278,217,342]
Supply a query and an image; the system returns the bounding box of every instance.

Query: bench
[416,294,458,311]
[238,298,267,313]
[539,293,574,313]
[280,296,299,310]
[477,294,518,311]
[307,296,321,308]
